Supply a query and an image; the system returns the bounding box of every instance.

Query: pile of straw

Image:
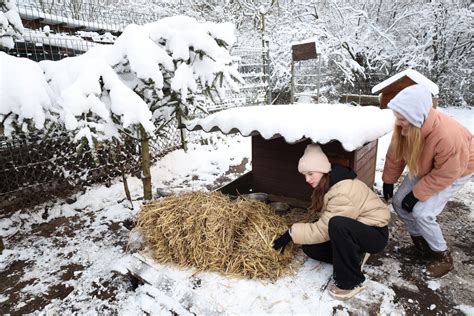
[135,191,299,279]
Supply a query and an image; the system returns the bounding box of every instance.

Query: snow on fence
[18,2,157,33]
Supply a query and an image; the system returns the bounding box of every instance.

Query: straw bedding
[135,191,303,280]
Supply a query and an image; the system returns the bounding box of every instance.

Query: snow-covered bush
[0,52,55,135]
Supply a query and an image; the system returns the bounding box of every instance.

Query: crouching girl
[273,144,390,300]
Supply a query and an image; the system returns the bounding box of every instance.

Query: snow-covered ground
[0,106,473,314]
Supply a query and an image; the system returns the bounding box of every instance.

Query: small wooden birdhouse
[371,69,439,109]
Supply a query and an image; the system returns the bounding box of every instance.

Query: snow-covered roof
[185,104,395,151]
[371,69,439,95]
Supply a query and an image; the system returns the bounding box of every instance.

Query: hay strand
[134,191,299,280]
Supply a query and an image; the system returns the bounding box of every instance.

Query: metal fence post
[290,60,295,104]
[317,53,321,103]
[266,42,272,105]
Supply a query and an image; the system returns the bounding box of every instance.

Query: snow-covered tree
[0,0,23,49]
[36,15,242,200]
[248,0,472,105]
[423,2,473,105]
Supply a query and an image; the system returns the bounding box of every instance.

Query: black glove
[272,230,292,253]
[402,191,419,213]
[383,183,394,201]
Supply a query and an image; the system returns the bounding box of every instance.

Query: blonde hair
[392,125,424,177]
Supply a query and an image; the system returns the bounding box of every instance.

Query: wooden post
[139,125,152,201]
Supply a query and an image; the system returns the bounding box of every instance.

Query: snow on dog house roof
[186,103,394,152]
[372,69,439,109]
[372,69,439,95]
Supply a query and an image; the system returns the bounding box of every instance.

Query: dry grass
[135,191,301,280]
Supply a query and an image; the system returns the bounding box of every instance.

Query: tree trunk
[122,167,133,209]
[140,125,152,201]
[177,110,188,152]
[0,237,4,255]
[116,140,133,209]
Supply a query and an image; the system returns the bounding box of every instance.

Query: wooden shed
[185,104,394,207]
[372,69,439,109]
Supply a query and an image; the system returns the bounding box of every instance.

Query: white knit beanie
[387,84,433,128]
[298,144,331,174]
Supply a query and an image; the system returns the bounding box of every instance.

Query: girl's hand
[272,230,292,253]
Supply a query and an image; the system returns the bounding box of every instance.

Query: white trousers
[392,173,472,252]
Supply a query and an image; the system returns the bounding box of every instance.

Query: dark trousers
[302,216,388,290]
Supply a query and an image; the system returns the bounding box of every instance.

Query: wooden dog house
[248,135,378,204]
[371,69,439,109]
[185,104,394,206]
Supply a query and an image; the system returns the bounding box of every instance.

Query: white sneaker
[328,282,365,300]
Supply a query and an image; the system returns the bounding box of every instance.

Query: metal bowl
[244,192,268,202]
[269,202,290,213]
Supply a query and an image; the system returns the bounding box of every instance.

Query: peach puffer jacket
[290,179,390,245]
[383,109,474,201]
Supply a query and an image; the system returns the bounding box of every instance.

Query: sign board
[292,42,317,61]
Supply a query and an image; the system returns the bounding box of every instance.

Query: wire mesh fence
[0,121,185,216]
[291,57,387,104]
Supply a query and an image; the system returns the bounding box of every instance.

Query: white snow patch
[456,304,474,316]
[427,280,441,291]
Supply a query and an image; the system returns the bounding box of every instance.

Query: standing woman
[273,144,390,300]
[382,84,473,278]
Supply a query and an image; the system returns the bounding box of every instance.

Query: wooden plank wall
[252,136,313,202]
[353,140,378,188]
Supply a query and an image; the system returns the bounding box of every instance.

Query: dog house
[186,103,394,206]
[372,69,439,109]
